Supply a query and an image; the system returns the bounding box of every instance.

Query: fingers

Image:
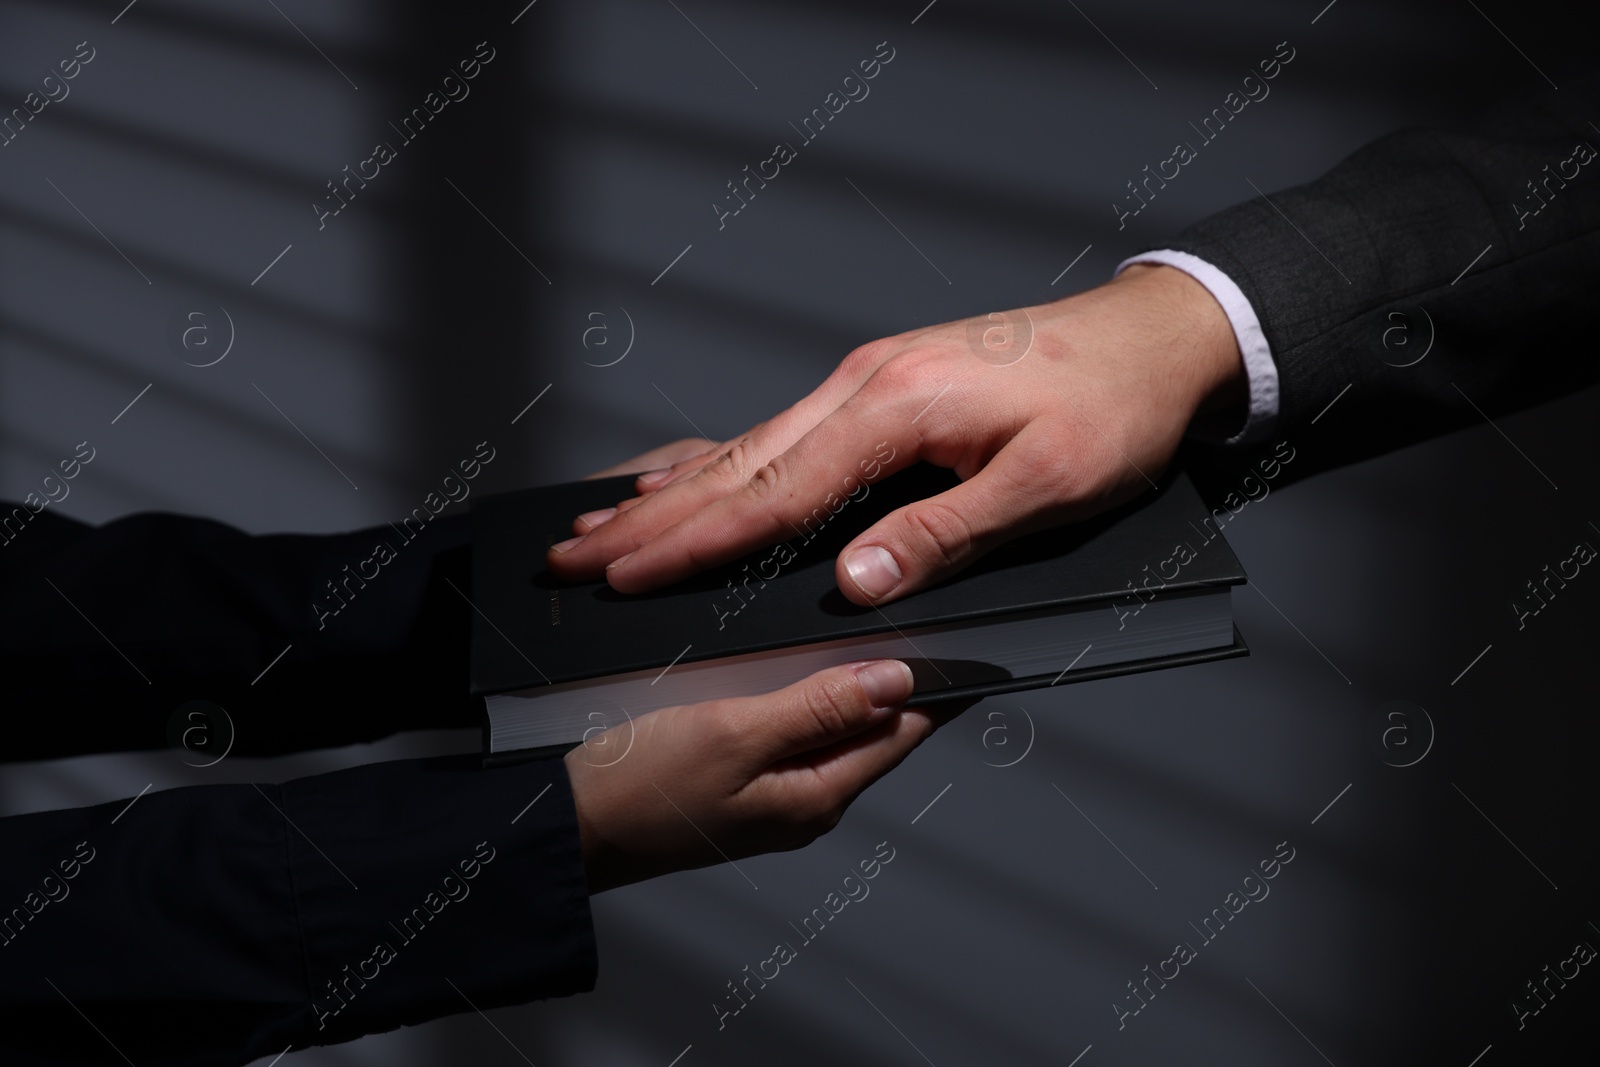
[782,701,941,795]
[728,659,916,765]
[630,441,724,494]
[597,386,923,593]
[733,705,931,848]
[549,342,899,581]
[569,492,653,535]
[833,425,1095,605]
[552,430,794,575]
[581,438,716,481]
[575,438,720,534]
[739,700,962,853]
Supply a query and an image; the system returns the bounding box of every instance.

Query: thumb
[834,446,1085,606]
[742,660,915,763]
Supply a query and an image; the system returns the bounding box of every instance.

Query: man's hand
[548,264,1245,605]
[564,659,939,892]
[577,437,716,482]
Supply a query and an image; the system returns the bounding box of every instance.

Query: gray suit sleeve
[1165,77,1600,487]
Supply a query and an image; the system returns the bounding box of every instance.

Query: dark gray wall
[3,1,1596,1064]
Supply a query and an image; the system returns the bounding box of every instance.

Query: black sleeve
[1,505,598,1064]
[0,752,597,1066]
[0,501,481,760]
[1163,76,1600,491]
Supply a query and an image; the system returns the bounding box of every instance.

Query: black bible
[469,464,1248,758]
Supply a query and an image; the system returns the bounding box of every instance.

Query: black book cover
[470,463,1248,704]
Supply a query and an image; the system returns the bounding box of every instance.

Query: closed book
[470,464,1247,759]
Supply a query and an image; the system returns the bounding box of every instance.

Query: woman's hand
[564,659,942,892]
[548,264,1245,606]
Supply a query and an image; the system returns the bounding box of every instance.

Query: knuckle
[696,438,756,489]
[1023,427,1077,479]
[839,339,892,379]
[1044,455,1092,505]
[1000,432,1080,502]
[744,452,793,504]
[801,675,859,739]
[866,351,931,396]
[902,501,975,570]
[723,437,762,473]
[1035,433,1116,506]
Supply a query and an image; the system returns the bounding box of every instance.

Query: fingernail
[551,535,585,554]
[637,468,672,487]
[844,545,902,600]
[577,507,616,529]
[855,660,914,710]
[605,550,636,571]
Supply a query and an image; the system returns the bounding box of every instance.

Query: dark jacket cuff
[287,753,597,1045]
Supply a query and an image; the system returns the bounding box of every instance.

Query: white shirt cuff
[1115,249,1279,446]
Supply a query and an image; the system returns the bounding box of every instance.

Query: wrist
[563,750,616,894]
[1112,263,1247,422]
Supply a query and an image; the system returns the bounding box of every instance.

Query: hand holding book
[546,264,1244,605]
[565,658,955,892]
